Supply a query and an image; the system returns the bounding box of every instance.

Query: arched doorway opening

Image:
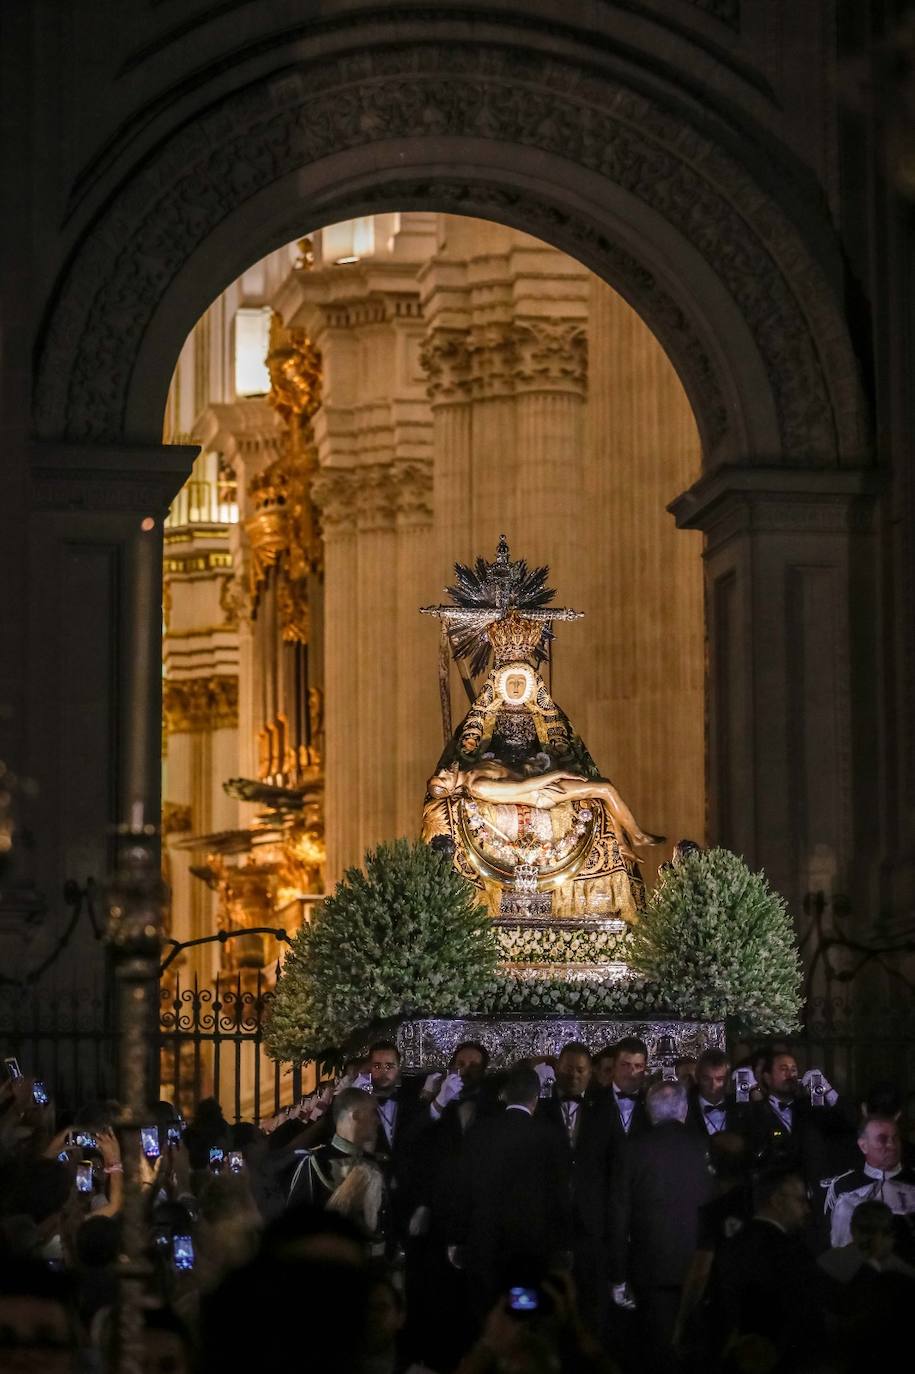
[24,24,877,1109]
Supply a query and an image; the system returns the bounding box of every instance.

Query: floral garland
[482,970,663,1017]
[497,922,634,966]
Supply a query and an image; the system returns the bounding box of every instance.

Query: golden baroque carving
[267,315,322,424]
[162,801,193,835]
[163,675,239,734]
[276,571,311,644]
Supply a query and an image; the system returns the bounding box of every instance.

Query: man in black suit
[363,1039,431,1243]
[747,1049,853,1239]
[608,1078,715,1370]
[707,1165,828,1368]
[686,1047,752,1141]
[606,1035,651,1145]
[454,1064,573,1324]
[540,1041,616,1332]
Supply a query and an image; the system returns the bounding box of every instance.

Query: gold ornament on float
[421,539,663,921]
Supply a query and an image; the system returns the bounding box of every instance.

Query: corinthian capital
[311,468,358,538]
[420,329,472,403]
[469,324,517,401]
[392,461,434,527]
[512,321,588,395]
[355,466,398,532]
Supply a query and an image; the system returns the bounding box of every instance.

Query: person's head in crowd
[229,1121,258,1152]
[857,1115,901,1173]
[849,1199,896,1264]
[201,1250,370,1373]
[364,1265,406,1361]
[75,1213,120,1268]
[645,1079,689,1125]
[676,1057,697,1085]
[556,1042,592,1101]
[754,1167,810,1233]
[708,1130,751,1187]
[141,1306,194,1374]
[0,1259,77,1374]
[183,1096,229,1169]
[502,1066,541,1114]
[612,1037,648,1095]
[261,1202,368,1269]
[696,1048,731,1105]
[73,1099,119,1132]
[592,1046,616,1090]
[196,1169,260,1226]
[861,1081,902,1122]
[0,1158,72,1250]
[368,1041,401,1097]
[449,1040,489,1089]
[760,1050,800,1101]
[333,1088,378,1151]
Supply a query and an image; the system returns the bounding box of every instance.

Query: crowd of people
[1,1037,914,1373]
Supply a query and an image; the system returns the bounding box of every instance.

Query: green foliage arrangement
[265,838,499,1065]
[627,846,803,1034]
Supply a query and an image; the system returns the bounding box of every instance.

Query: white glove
[423,1072,444,1097]
[435,1072,463,1108]
[802,1069,837,1106]
[534,1063,556,1088]
[351,1071,373,1092]
[408,1205,431,1237]
[612,1282,636,1310]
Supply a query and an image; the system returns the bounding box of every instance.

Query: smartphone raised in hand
[172,1234,195,1271]
[76,1161,94,1194]
[140,1126,161,1159]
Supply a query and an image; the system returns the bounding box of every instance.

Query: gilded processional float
[396,538,724,1069]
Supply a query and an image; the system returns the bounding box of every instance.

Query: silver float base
[396,1015,725,1071]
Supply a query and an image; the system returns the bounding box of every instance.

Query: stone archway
[33,41,867,468]
[27,29,877,927]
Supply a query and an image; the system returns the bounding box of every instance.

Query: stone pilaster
[670,465,879,920]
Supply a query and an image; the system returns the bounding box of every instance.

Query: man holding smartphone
[685,1049,752,1140]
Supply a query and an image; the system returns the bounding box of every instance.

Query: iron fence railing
[159,967,305,1125]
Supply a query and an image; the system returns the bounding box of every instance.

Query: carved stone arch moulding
[33,41,868,465]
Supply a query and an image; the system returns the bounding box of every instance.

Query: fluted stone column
[392,461,437,834]
[312,469,358,885]
[355,468,398,860]
[422,328,473,587]
[586,278,705,855]
[512,320,590,725]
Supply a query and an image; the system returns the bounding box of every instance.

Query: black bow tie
[773,1099,794,1112]
[561,1094,584,1105]
[704,1103,725,1115]
[616,1092,639,1102]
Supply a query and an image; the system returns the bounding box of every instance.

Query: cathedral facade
[0,3,911,1082]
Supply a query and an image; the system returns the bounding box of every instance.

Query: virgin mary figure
[421,542,662,921]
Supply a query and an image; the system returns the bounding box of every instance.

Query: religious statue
[421,539,663,921]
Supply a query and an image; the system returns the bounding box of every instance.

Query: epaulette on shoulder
[824,1169,860,1211]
